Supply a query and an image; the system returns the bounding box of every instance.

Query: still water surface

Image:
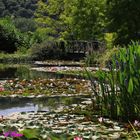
[0,64,88,116]
[0,96,88,116]
[0,64,80,80]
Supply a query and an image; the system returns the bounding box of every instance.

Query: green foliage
[85,47,119,67]
[0,18,23,53]
[62,0,106,40]
[98,47,119,67]
[21,128,40,139]
[0,0,38,18]
[13,18,37,32]
[30,41,65,60]
[107,0,140,45]
[85,52,100,66]
[21,128,73,140]
[90,42,140,121]
[35,0,64,41]
[35,0,106,41]
[0,53,31,64]
[104,33,116,49]
[129,121,140,139]
[0,9,37,54]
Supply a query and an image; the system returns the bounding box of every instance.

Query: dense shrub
[30,41,65,60]
[0,19,21,53]
[13,18,37,32]
[0,0,38,18]
[0,18,31,53]
[85,52,100,66]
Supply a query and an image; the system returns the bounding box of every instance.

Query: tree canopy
[107,0,140,45]
[0,0,38,18]
[0,0,140,46]
[35,0,106,41]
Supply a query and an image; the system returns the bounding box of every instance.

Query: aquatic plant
[90,42,140,121]
[0,87,4,92]
[3,131,23,138]
[74,136,83,140]
[0,130,23,140]
[1,78,91,96]
[129,121,140,139]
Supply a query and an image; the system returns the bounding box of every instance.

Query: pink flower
[0,87,4,92]
[74,136,83,140]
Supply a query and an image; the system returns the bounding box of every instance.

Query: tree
[61,0,106,40]
[35,0,64,41]
[107,0,140,45]
[17,8,33,18]
[35,0,106,41]
[0,1,5,16]
[14,18,37,32]
[0,18,30,53]
[0,0,38,18]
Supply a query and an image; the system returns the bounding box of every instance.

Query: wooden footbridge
[58,40,105,55]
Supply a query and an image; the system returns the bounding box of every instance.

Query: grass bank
[0,53,32,63]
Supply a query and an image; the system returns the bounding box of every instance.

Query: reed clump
[90,42,140,121]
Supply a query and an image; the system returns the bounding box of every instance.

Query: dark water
[0,64,81,80]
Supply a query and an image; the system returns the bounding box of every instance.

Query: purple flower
[3,131,10,137]
[3,131,23,138]
[115,60,119,69]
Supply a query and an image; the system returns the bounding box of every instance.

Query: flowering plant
[74,136,83,140]
[0,131,23,139]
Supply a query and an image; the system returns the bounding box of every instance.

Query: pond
[0,63,135,139]
[0,63,91,116]
[0,64,82,80]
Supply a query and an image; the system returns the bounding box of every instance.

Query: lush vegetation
[0,0,140,126]
[1,78,90,96]
[89,43,140,121]
[0,0,140,58]
[107,0,140,45]
[0,18,32,53]
[0,0,38,18]
[35,0,106,41]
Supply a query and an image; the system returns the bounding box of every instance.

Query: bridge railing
[64,40,105,54]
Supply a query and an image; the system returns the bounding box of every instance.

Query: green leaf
[21,128,40,139]
[128,78,133,94]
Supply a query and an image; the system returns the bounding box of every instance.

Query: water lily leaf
[21,128,40,139]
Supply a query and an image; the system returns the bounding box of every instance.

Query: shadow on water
[0,64,82,80]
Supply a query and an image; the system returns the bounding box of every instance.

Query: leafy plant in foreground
[90,42,140,121]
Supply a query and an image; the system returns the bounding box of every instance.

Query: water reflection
[0,96,88,116]
[0,64,88,116]
[0,104,42,116]
[0,67,17,80]
[0,64,81,80]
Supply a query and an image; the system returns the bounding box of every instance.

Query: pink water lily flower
[0,87,4,92]
[74,136,83,140]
